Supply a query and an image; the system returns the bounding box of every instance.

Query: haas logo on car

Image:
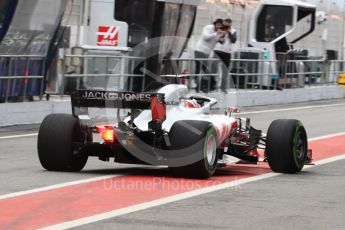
[97,26,119,47]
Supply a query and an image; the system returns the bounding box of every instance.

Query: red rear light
[151,95,166,122]
[96,126,115,143]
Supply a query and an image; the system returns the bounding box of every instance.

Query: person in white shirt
[195,19,226,92]
[214,18,237,93]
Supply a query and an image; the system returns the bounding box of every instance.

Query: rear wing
[72,90,167,131]
[71,90,165,116]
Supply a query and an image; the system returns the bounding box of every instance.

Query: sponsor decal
[97,26,119,47]
[82,91,152,102]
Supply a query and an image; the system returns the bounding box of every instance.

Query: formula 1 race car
[37,84,312,178]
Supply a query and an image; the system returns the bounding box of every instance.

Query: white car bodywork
[133,84,238,145]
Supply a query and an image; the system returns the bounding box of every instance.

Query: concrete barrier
[0,86,343,127]
[0,100,71,127]
[207,86,344,108]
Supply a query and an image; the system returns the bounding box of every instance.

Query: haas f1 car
[38,84,312,178]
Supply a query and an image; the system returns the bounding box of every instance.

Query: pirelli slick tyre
[169,120,218,178]
[37,114,88,172]
[266,119,308,173]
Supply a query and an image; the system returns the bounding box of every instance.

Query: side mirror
[226,107,240,116]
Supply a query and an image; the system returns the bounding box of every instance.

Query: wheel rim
[296,131,306,161]
[206,135,217,165]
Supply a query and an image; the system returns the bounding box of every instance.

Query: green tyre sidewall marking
[203,127,217,172]
[292,122,305,170]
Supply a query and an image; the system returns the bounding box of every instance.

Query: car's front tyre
[266,119,308,173]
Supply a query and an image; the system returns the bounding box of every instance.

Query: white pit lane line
[0,133,38,140]
[238,102,345,115]
[40,153,345,230]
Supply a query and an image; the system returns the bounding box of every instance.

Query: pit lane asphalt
[0,99,344,229]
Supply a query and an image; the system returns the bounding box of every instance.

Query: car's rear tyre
[266,119,307,173]
[37,114,88,172]
[169,120,218,178]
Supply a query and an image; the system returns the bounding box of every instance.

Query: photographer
[195,19,226,92]
[214,18,237,93]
